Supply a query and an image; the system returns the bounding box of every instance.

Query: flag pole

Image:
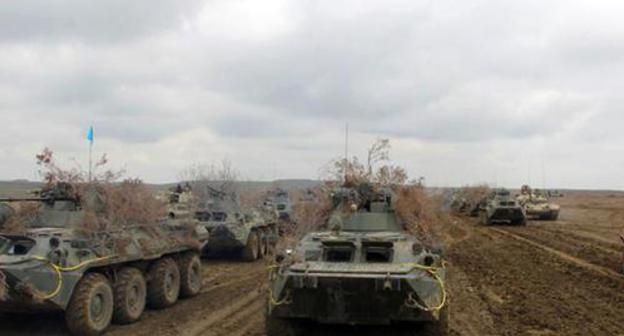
[87,126,94,182]
[89,140,92,182]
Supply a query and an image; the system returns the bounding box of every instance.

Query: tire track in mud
[449,219,624,335]
[184,287,265,336]
[108,260,268,336]
[489,227,623,281]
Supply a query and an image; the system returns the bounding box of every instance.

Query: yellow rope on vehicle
[30,256,113,300]
[268,287,291,307]
[403,262,447,312]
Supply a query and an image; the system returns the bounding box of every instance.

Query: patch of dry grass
[0,149,166,234]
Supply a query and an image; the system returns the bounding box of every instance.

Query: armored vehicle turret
[196,186,277,261]
[516,185,560,221]
[0,183,208,335]
[481,189,526,226]
[266,184,448,335]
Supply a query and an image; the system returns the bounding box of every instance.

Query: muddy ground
[1,191,624,335]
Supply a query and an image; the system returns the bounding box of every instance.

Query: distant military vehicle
[0,183,209,335]
[266,184,448,335]
[547,190,564,198]
[166,183,194,219]
[197,186,277,261]
[516,186,560,221]
[448,186,491,219]
[267,188,293,222]
[481,189,526,226]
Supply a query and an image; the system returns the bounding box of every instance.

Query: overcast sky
[1,0,623,189]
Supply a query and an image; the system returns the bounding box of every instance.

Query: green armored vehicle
[481,189,526,226]
[266,185,448,335]
[166,183,194,219]
[272,189,293,222]
[197,186,277,261]
[0,183,208,335]
[516,185,560,221]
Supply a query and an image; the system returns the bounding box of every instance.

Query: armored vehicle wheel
[242,231,260,261]
[148,257,180,309]
[420,306,449,336]
[265,314,303,336]
[113,267,146,324]
[66,272,114,336]
[179,252,202,298]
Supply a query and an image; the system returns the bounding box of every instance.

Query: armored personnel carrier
[481,189,526,226]
[266,188,293,222]
[516,186,560,221]
[166,183,194,219]
[197,186,277,261]
[0,183,209,335]
[266,185,448,335]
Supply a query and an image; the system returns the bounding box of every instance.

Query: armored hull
[524,204,560,220]
[0,184,209,335]
[198,211,277,261]
[269,232,445,326]
[266,186,448,335]
[481,189,526,226]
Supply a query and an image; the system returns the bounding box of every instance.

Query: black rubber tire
[265,314,303,336]
[147,257,180,309]
[178,252,202,298]
[113,267,146,324]
[65,273,114,336]
[242,231,259,261]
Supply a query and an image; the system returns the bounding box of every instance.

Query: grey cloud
[1,0,624,188]
[0,0,203,43]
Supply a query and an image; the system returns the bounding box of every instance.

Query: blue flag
[87,126,94,143]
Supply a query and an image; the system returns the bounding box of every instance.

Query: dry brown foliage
[323,138,408,187]
[299,139,447,244]
[2,202,41,234]
[1,148,165,233]
[395,185,446,245]
[79,179,166,231]
[239,189,266,209]
[456,184,491,204]
[288,186,332,237]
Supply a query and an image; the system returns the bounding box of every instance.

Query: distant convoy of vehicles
[0,175,588,336]
[451,185,562,225]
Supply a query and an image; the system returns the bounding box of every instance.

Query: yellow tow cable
[266,264,292,307]
[30,256,113,300]
[265,262,446,311]
[403,262,447,312]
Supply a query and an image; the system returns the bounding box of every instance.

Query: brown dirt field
[2,191,624,335]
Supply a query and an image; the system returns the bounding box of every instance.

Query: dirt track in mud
[2,191,624,335]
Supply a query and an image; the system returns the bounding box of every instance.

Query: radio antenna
[343,123,349,182]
